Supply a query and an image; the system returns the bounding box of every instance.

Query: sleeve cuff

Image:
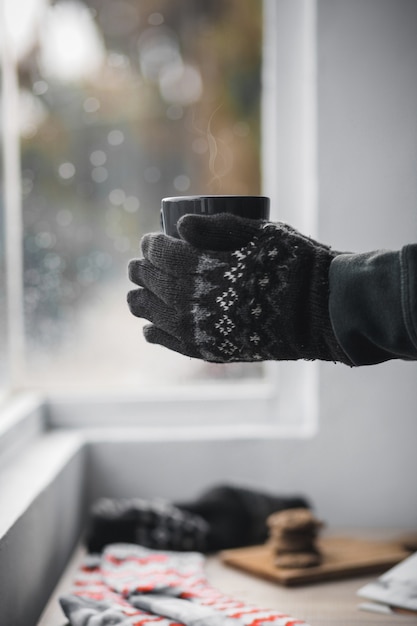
[329,246,417,366]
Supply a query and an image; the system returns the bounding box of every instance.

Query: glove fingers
[127,288,179,336]
[128,259,183,307]
[177,213,262,251]
[143,324,199,359]
[141,232,197,274]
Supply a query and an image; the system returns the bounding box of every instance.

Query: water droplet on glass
[109,189,126,206]
[83,97,100,113]
[23,168,34,180]
[159,64,202,105]
[124,196,140,213]
[138,28,182,81]
[91,166,108,183]
[107,130,124,146]
[33,80,48,96]
[44,253,62,271]
[58,162,75,179]
[35,231,55,249]
[148,12,164,26]
[173,175,190,192]
[22,178,34,196]
[90,150,107,166]
[107,52,130,69]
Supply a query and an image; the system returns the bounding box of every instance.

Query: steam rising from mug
[161,195,270,238]
[190,103,232,192]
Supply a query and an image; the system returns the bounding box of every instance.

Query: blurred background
[0,0,265,392]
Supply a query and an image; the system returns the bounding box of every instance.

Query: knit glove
[127,213,351,365]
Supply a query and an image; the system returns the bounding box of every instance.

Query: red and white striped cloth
[60,544,310,626]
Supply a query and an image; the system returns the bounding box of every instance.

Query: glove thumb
[177,212,262,251]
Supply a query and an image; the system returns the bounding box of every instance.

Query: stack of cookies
[267,507,324,569]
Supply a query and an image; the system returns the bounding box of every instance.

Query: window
[0,0,269,395]
[1,0,318,433]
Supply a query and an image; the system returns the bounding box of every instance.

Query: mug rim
[162,195,270,202]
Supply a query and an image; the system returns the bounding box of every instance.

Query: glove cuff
[310,249,353,365]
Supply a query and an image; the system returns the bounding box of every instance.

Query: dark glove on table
[127,213,352,364]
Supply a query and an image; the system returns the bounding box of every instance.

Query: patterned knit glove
[127,213,351,365]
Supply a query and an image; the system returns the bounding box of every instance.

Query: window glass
[14,0,263,391]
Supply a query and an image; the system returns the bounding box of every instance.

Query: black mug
[161,195,270,238]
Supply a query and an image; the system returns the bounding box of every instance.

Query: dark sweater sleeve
[328,244,417,366]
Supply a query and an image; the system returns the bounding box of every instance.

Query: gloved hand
[127,213,352,364]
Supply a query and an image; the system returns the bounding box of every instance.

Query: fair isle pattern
[59,553,184,626]
[87,497,209,554]
[192,224,299,362]
[129,215,350,364]
[101,544,309,626]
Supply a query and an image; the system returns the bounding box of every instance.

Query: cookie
[269,526,320,539]
[275,551,322,569]
[271,534,317,553]
[267,507,325,569]
[267,507,323,533]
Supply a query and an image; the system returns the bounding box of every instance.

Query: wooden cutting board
[220,536,411,586]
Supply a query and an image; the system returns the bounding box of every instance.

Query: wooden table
[205,555,417,625]
[38,534,417,626]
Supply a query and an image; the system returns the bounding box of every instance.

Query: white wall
[316,0,417,523]
[88,0,417,529]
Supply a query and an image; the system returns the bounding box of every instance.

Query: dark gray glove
[127,213,352,364]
